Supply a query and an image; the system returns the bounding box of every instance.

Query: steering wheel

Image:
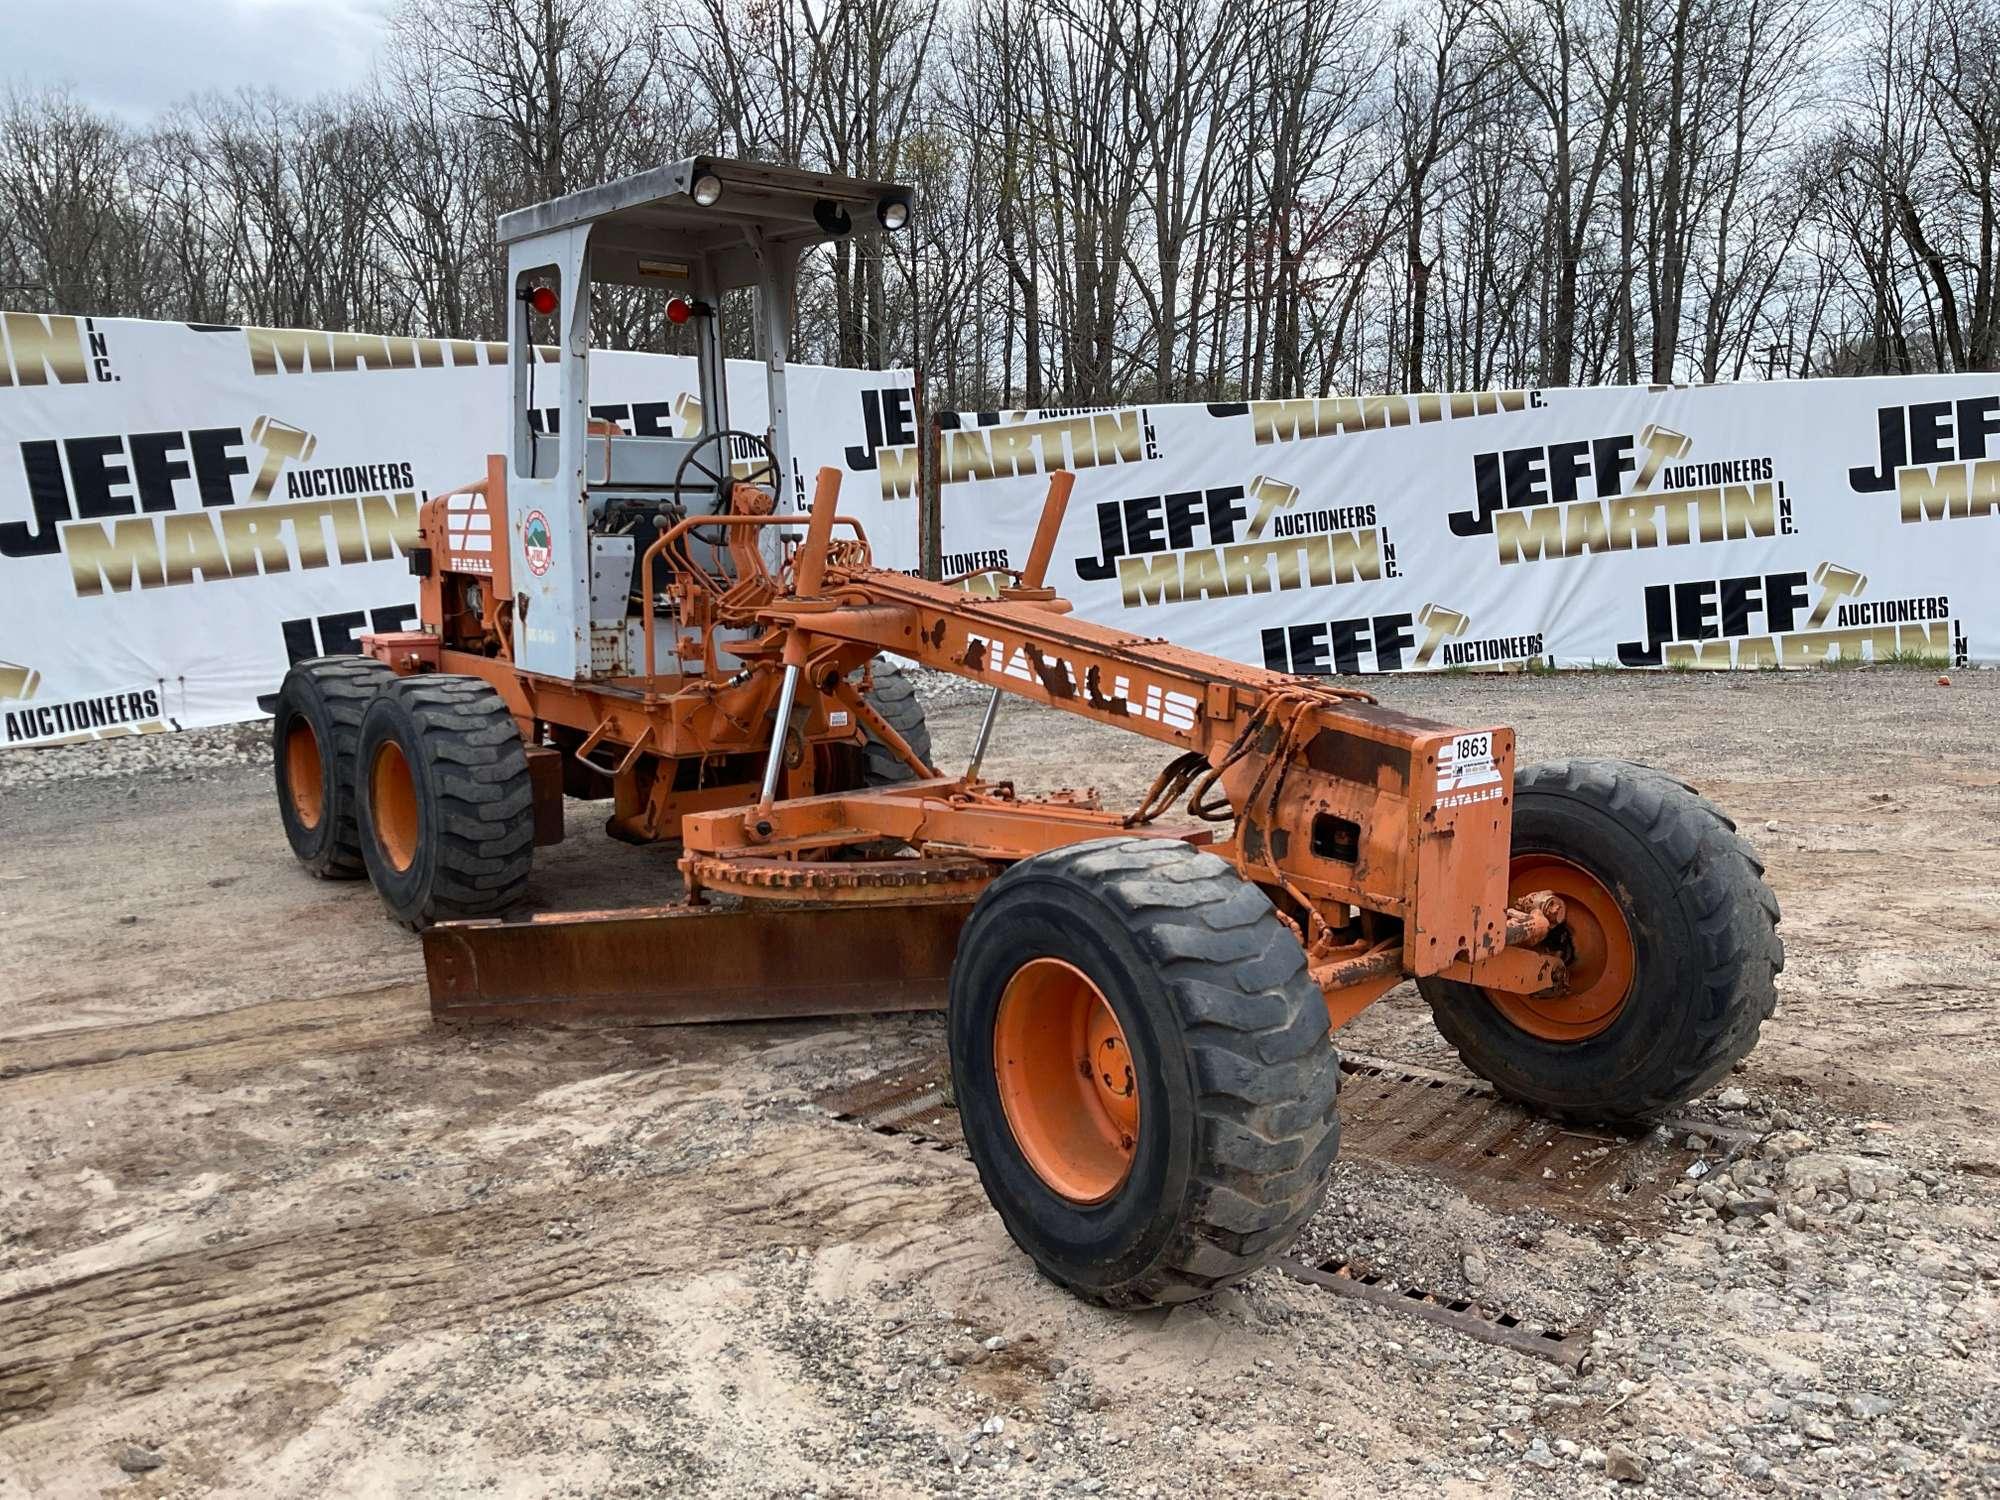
[672,428,780,516]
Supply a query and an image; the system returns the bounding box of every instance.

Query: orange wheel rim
[284,720,324,829]
[370,741,420,873]
[1483,854,1635,1042]
[993,958,1139,1204]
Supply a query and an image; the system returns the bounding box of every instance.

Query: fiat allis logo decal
[522,509,554,577]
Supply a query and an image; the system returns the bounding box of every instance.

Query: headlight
[691,172,724,207]
[877,197,910,231]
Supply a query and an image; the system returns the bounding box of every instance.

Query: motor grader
[271,157,1782,1307]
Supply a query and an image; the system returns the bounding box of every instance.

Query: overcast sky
[1,0,395,120]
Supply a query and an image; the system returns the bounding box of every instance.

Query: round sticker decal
[522,509,553,576]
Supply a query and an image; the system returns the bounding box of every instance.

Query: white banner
[933,383,1993,676]
[0,313,916,746]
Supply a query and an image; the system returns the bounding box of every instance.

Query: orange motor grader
[271,158,1782,1307]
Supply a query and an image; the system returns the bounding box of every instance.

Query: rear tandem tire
[1417,758,1783,1122]
[354,675,534,931]
[949,836,1341,1307]
[272,655,397,879]
[858,662,932,785]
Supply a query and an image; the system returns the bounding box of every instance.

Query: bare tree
[0,86,155,316]
[8,0,2000,403]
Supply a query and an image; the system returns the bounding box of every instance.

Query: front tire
[1418,759,1782,1121]
[272,656,396,879]
[949,836,1340,1307]
[354,676,534,930]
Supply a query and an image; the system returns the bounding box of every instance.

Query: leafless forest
[5,0,2000,406]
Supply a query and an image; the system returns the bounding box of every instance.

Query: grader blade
[423,900,972,1026]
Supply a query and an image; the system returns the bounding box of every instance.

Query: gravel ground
[0,667,1995,1497]
[0,720,272,791]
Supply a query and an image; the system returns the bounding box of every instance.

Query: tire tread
[362,676,532,929]
[965,835,1340,1308]
[274,655,397,878]
[1425,757,1782,1120]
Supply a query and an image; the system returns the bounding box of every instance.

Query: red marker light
[667,297,692,325]
[527,285,559,316]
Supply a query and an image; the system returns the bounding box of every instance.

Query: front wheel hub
[992,957,1139,1204]
[1483,854,1635,1041]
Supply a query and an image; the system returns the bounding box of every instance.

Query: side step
[423,900,972,1026]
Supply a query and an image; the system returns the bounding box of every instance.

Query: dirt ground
[2,670,1996,1498]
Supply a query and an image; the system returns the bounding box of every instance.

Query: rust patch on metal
[1306,727,1412,789]
[1241,820,1267,862]
[960,639,987,672]
[1083,665,1130,715]
[425,901,972,1026]
[1020,644,1075,699]
[682,852,998,904]
[925,618,948,650]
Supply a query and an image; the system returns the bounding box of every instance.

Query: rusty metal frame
[373,458,1586,1031]
[730,582,1521,979]
[425,899,972,1024]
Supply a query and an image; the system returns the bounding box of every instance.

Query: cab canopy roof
[496,158,911,289]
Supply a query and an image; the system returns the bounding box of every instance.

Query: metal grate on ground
[1274,1254,1592,1369]
[811,1048,1753,1228]
[813,1059,965,1151]
[807,1047,1652,1369]
[1332,1051,1752,1225]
